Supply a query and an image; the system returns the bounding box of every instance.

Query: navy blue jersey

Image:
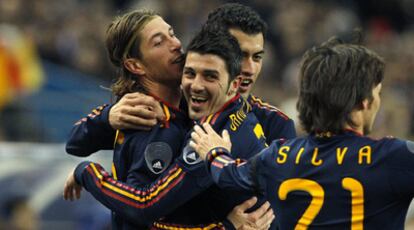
[112,101,190,184]
[207,130,414,229]
[66,104,115,156]
[66,94,295,157]
[248,94,296,143]
[72,98,194,229]
[110,100,191,229]
[74,95,267,229]
[157,95,268,228]
[74,156,211,228]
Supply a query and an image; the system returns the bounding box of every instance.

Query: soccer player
[64,21,274,229]
[205,3,295,142]
[65,3,295,157]
[65,3,294,229]
[191,35,414,229]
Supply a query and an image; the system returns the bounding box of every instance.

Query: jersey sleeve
[385,139,414,197]
[207,140,283,194]
[206,149,256,192]
[74,156,212,226]
[152,220,232,230]
[66,104,116,156]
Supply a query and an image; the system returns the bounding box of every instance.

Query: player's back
[258,130,414,229]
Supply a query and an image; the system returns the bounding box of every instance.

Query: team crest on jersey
[182,144,202,165]
[144,142,173,174]
[406,141,414,154]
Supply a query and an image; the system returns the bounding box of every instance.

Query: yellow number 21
[278,178,364,230]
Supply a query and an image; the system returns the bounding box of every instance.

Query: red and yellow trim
[74,104,108,125]
[152,221,224,230]
[162,104,171,128]
[86,163,186,208]
[199,95,240,125]
[250,95,290,120]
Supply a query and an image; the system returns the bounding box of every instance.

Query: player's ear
[124,58,146,75]
[227,76,241,96]
[361,98,370,110]
[232,76,241,90]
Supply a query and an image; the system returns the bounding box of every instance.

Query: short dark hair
[186,28,242,82]
[205,3,267,36]
[297,35,385,134]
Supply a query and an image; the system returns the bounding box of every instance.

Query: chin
[189,111,202,120]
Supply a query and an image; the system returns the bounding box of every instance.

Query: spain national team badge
[144,142,173,174]
[182,144,202,165]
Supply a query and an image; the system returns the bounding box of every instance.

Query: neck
[240,92,249,99]
[343,123,363,135]
[141,78,181,107]
[344,110,364,135]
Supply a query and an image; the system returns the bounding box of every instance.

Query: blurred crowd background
[0,0,413,229]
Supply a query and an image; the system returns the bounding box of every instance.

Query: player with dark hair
[65,25,274,229]
[65,3,293,229]
[190,35,414,229]
[65,9,192,230]
[65,3,295,158]
[203,3,296,143]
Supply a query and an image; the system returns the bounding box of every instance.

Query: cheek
[181,81,191,94]
[254,63,262,75]
[148,50,168,64]
[181,78,190,87]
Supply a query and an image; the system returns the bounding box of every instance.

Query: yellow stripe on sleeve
[90,163,183,203]
[153,221,223,230]
[111,163,118,180]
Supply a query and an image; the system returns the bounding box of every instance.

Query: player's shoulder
[120,125,163,147]
[363,135,414,155]
[247,94,291,120]
[382,136,414,153]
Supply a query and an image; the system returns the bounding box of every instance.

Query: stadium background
[0,0,413,229]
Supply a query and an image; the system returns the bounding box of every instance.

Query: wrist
[222,218,237,230]
[105,104,116,130]
[74,161,93,186]
[206,147,230,162]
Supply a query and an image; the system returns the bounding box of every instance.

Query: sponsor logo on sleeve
[145,142,173,174]
[182,144,202,165]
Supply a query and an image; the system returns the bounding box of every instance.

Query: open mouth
[240,78,253,87]
[191,95,208,105]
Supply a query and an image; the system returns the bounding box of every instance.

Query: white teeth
[191,96,207,103]
[241,79,252,87]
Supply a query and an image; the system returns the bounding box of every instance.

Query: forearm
[66,104,115,156]
[75,160,211,226]
[207,147,255,192]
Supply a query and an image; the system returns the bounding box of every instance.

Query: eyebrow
[242,50,265,56]
[203,69,219,75]
[254,50,265,55]
[183,67,219,75]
